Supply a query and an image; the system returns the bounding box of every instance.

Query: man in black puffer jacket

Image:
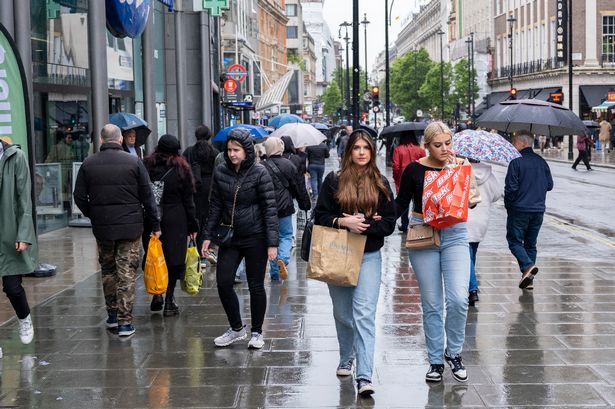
[74,124,161,338]
[262,137,311,280]
[201,128,278,349]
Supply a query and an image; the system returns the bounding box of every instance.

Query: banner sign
[555,0,567,62]
[106,0,152,39]
[0,24,30,157]
[608,91,615,102]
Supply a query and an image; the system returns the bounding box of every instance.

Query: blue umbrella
[109,112,151,147]
[311,123,329,130]
[269,114,305,129]
[213,124,269,143]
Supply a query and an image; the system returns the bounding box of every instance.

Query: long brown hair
[335,130,391,217]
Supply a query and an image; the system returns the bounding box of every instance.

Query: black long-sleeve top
[314,171,397,252]
[394,161,443,215]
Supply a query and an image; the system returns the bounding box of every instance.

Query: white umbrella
[269,123,327,148]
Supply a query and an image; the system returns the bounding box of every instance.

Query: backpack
[263,159,291,212]
[151,168,173,219]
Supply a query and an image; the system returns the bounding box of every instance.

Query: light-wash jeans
[408,216,470,365]
[327,250,382,381]
[269,215,294,278]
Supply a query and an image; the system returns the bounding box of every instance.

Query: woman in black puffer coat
[201,128,278,349]
[143,134,199,316]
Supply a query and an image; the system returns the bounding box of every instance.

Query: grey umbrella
[380,122,427,140]
[476,99,588,136]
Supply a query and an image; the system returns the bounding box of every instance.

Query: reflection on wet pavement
[1,188,615,406]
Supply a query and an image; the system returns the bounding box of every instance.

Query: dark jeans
[308,164,325,196]
[572,149,591,170]
[399,207,409,230]
[3,275,31,319]
[506,211,544,272]
[468,242,479,292]
[216,238,268,333]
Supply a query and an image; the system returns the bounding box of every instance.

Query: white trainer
[18,315,34,345]
[248,332,265,349]
[214,327,247,347]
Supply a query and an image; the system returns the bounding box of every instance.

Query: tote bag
[307,225,367,287]
[422,164,472,229]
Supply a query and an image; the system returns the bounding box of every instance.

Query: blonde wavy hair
[423,121,453,146]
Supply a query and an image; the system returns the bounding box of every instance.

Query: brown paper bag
[307,225,367,287]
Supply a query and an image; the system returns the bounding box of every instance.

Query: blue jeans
[469,242,479,292]
[269,215,293,278]
[506,211,544,272]
[308,164,325,196]
[327,250,382,381]
[408,216,470,365]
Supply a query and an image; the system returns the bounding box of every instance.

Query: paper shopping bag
[307,225,367,287]
[182,238,202,295]
[422,164,472,229]
[144,235,168,295]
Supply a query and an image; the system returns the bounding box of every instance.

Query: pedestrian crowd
[0,120,553,398]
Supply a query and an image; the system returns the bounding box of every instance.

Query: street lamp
[339,21,352,123]
[337,40,345,118]
[384,0,395,128]
[361,13,370,92]
[437,29,445,119]
[507,15,516,90]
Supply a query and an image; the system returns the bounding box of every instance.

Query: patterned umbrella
[453,129,521,162]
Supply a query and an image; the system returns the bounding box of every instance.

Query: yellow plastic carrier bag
[182,238,202,295]
[144,235,168,295]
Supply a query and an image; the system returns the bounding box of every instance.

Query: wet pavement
[2,155,615,407]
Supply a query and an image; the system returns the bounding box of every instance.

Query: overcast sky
[322,0,428,80]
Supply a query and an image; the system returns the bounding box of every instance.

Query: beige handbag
[405,223,441,249]
[307,225,367,287]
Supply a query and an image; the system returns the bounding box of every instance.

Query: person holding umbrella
[505,130,553,290]
[122,129,142,159]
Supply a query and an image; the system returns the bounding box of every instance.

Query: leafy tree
[322,81,342,119]
[332,66,369,108]
[390,48,434,120]
[452,58,479,116]
[419,61,454,119]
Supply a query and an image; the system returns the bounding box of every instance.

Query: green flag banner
[0,24,30,157]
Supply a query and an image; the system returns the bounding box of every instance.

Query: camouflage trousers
[96,238,141,325]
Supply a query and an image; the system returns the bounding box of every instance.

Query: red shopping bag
[422,164,472,229]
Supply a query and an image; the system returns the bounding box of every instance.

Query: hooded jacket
[203,130,279,246]
[74,143,160,241]
[466,162,503,243]
[281,135,307,175]
[0,141,38,275]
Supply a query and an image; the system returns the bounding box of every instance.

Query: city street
[1,155,615,408]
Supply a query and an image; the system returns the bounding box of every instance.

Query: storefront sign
[608,91,615,102]
[227,64,248,83]
[0,24,29,157]
[106,0,152,39]
[224,79,238,93]
[555,0,567,62]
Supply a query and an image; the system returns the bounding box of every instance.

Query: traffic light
[371,86,380,107]
[509,87,517,100]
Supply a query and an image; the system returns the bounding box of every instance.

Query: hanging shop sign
[608,91,615,102]
[157,0,174,11]
[106,0,152,39]
[190,0,230,16]
[555,0,567,62]
[224,79,238,94]
[0,24,30,158]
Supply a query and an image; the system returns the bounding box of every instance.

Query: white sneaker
[248,332,265,349]
[18,315,34,345]
[214,327,247,347]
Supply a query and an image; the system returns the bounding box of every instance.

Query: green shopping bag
[182,238,202,295]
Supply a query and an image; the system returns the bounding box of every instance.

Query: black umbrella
[380,122,427,139]
[476,99,588,136]
[359,124,378,139]
[583,120,600,129]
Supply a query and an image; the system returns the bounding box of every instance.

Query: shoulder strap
[159,167,174,182]
[263,159,289,189]
[228,164,254,227]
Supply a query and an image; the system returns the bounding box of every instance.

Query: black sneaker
[163,299,179,316]
[444,350,468,382]
[117,324,135,337]
[468,290,479,306]
[105,311,118,329]
[357,378,375,397]
[425,364,445,382]
[150,295,164,312]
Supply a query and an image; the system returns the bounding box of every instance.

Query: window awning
[255,70,295,111]
[591,101,615,112]
[486,91,510,107]
[533,87,561,101]
[580,85,614,107]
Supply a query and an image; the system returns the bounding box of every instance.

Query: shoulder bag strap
[263,159,289,189]
[228,165,254,228]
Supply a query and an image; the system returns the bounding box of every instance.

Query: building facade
[302,25,318,119]
[301,0,336,95]
[285,0,305,115]
[489,0,615,120]
[395,0,449,62]
[258,0,288,93]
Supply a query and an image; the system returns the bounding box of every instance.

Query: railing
[491,58,566,79]
[33,62,89,87]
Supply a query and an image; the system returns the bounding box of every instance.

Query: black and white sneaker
[425,364,445,382]
[444,350,468,382]
[336,360,354,376]
[357,378,375,397]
